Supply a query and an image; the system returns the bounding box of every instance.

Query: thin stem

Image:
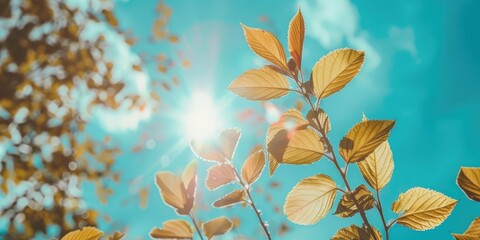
[375,190,389,240]
[232,166,272,240]
[189,213,204,240]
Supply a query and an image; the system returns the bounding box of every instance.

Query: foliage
[453,167,480,239]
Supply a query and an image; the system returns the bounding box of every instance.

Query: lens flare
[182,92,223,141]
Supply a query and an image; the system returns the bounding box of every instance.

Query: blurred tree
[0,0,153,238]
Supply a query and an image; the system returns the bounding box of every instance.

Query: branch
[189,213,204,240]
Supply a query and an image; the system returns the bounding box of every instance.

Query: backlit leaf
[213,189,246,208]
[108,232,125,240]
[457,167,480,201]
[241,24,288,71]
[452,217,480,240]
[182,160,197,214]
[306,109,331,135]
[331,224,382,240]
[392,187,457,230]
[202,216,233,240]
[339,120,395,163]
[358,141,394,191]
[241,150,265,185]
[334,185,375,218]
[206,164,236,190]
[288,9,305,68]
[267,128,324,165]
[284,174,337,225]
[155,172,189,215]
[228,67,290,101]
[61,227,103,240]
[312,48,365,98]
[150,219,194,239]
[190,128,240,162]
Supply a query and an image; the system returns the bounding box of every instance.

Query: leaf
[190,128,240,162]
[150,220,194,239]
[228,67,290,101]
[392,187,457,230]
[241,24,288,71]
[358,141,394,191]
[206,164,236,190]
[457,167,480,201]
[288,8,305,68]
[155,172,189,215]
[284,174,337,225]
[312,48,365,98]
[331,224,382,240]
[241,150,265,185]
[307,109,331,135]
[266,109,309,176]
[334,185,375,218]
[202,216,233,240]
[339,120,395,163]
[267,128,324,165]
[213,189,246,208]
[452,217,480,240]
[61,227,103,240]
[108,232,125,240]
[182,160,197,214]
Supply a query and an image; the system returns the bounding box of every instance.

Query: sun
[181,92,224,141]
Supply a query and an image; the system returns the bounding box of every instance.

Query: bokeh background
[1,0,479,239]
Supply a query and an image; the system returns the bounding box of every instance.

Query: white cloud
[388,26,417,58]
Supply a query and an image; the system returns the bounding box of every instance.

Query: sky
[72,0,480,239]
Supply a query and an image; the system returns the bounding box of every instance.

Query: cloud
[388,26,418,58]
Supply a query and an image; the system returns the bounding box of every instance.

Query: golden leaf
[228,67,290,101]
[391,187,457,230]
[212,189,246,208]
[241,150,265,185]
[108,231,125,240]
[206,163,236,190]
[266,109,309,176]
[150,219,194,239]
[358,141,394,191]
[457,167,480,201]
[312,48,365,98]
[155,172,189,215]
[241,24,288,71]
[190,128,240,162]
[288,8,305,68]
[334,185,375,218]
[61,227,103,240]
[331,224,382,240]
[202,216,233,240]
[284,174,337,225]
[452,217,480,240]
[339,120,395,163]
[267,128,324,165]
[306,109,331,135]
[182,160,197,214]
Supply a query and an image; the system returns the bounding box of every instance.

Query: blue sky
[78,0,480,239]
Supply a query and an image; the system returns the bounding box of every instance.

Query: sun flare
[182,92,224,141]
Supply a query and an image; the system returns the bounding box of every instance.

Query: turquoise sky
[81,0,480,239]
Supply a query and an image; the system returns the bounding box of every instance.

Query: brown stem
[375,190,389,240]
[189,213,205,240]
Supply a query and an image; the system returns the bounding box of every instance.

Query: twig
[189,213,204,240]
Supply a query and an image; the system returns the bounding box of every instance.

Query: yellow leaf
[331,224,382,240]
[202,216,233,240]
[108,231,125,240]
[212,189,246,208]
[266,109,309,176]
[241,24,288,71]
[150,219,194,239]
[452,217,480,240]
[334,185,375,218]
[284,174,337,225]
[61,227,103,240]
[339,120,395,163]
[155,172,189,215]
[312,48,365,98]
[206,163,236,190]
[190,128,240,162]
[392,187,457,230]
[267,128,324,165]
[306,109,331,135]
[457,167,480,201]
[358,141,394,191]
[288,8,305,68]
[228,67,290,101]
[182,160,197,214]
[241,150,265,185]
